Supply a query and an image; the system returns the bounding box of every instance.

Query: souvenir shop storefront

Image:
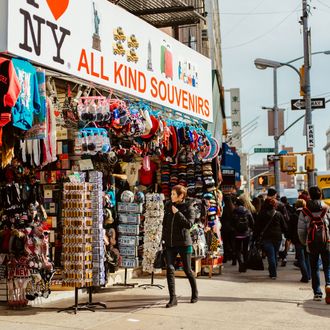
[0,0,223,310]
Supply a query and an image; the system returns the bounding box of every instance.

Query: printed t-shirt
[12,58,41,130]
[139,160,158,186]
[121,162,142,187]
[0,57,20,112]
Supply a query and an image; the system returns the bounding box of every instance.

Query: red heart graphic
[46,0,69,20]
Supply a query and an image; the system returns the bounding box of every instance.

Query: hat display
[121,190,134,203]
[207,137,220,160]
[140,115,160,140]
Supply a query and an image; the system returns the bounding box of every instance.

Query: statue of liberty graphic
[92,2,101,51]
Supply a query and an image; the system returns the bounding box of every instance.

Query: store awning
[109,0,206,28]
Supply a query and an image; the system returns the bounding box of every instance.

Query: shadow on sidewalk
[298,299,330,319]
[0,295,166,315]
[178,295,330,319]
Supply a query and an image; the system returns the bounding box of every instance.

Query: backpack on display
[234,213,249,234]
[302,207,329,251]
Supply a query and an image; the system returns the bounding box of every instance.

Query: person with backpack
[254,197,287,279]
[288,199,311,283]
[232,198,254,272]
[298,186,330,303]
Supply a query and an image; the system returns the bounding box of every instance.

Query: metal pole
[247,153,251,195]
[302,0,314,187]
[273,68,281,193]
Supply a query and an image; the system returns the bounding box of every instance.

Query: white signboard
[307,124,314,148]
[2,0,213,122]
[230,88,242,152]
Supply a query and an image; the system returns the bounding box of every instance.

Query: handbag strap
[260,210,276,240]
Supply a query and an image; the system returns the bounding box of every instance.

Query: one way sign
[291,98,326,110]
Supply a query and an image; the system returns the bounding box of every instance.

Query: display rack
[115,202,143,288]
[59,182,106,313]
[138,271,164,290]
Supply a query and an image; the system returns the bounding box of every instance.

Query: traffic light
[300,65,305,97]
[258,175,268,186]
[280,155,297,173]
[305,153,315,171]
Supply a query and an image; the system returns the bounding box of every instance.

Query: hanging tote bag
[246,241,264,271]
[153,243,166,269]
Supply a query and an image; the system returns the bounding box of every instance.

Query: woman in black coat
[254,197,287,279]
[162,185,198,308]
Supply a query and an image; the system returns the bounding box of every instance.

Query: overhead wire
[222,3,301,50]
[220,10,301,16]
[222,0,267,38]
[316,0,330,10]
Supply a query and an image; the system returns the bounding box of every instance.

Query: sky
[219,0,330,171]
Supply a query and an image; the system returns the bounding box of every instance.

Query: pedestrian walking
[162,185,198,308]
[298,186,330,303]
[232,197,254,272]
[267,188,290,266]
[220,194,236,263]
[255,197,287,279]
[288,199,311,283]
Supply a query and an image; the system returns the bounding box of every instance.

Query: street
[0,254,329,330]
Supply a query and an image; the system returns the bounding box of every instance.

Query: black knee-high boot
[166,267,177,308]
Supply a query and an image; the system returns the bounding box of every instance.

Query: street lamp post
[255,50,330,189]
[254,58,304,193]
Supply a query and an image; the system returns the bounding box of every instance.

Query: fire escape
[109,0,206,28]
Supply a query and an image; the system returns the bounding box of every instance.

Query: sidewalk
[0,256,329,330]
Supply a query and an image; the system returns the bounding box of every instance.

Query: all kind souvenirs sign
[1,0,213,122]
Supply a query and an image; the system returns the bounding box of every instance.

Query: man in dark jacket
[298,186,330,303]
[255,198,287,279]
[232,198,254,272]
[268,188,289,266]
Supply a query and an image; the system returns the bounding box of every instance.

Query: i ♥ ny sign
[19,0,71,64]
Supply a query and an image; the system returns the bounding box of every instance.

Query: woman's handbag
[153,245,166,269]
[246,241,264,271]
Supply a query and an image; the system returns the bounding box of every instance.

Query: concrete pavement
[0,255,329,330]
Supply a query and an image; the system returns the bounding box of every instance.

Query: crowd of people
[159,184,330,308]
[220,186,330,304]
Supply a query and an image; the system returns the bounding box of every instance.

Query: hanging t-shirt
[122,162,142,187]
[25,68,47,140]
[0,57,20,113]
[139,160,158,186]
[12,58,41,131]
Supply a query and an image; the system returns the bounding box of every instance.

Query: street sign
[291,98,326,110]
[254,147,275,153]
[267,154,281,162]
[307,124,314,148]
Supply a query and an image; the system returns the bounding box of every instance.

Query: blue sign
[221,143,241,181]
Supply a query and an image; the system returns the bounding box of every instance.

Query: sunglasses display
[74,128,111,156]
[78,96,111,123]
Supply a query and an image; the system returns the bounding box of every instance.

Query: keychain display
[61,183,94,288]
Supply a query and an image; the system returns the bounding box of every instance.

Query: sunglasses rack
[114,201,144,288]
[74,127,111,156]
